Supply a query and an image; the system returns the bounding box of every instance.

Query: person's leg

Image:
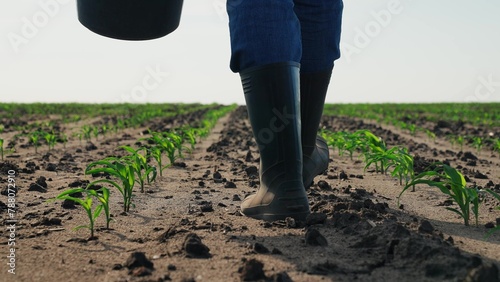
[227,0,309,221]
[294,0,343,188]
[227,0,302,72]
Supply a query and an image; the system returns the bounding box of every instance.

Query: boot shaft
[241,62,303,180]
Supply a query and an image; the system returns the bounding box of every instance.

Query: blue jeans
[227,0,343,73]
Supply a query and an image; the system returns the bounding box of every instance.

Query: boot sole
[240,208,310,222]
[240,195,310,222]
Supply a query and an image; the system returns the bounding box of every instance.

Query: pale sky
[1,0,499,105]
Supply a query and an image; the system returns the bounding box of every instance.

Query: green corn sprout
[494,139,500,155]
[116,119,125,132]
[360,130,388,174]
[101,124,109,138]
[81,125,92,141]
[85,158,136,212]
[388,147,415,188]
[73,132,83,144]
[29,130,42,153]
[448,135,457,149]
[60,133,68,149]
[320,130,343,156]
[149,146,170,177]
[146,132,180,165]
[400,164,480,226]
[425,129,436,143]
[196,127,210,140]
[92,126,100,140]
[181,127,198,153]
[120,146,157,193]
[364,146,398,175]
[408,124,417,136]
[472,137,483,154]
[55,188,103,239]
[0,138,4,161]
[165,132,185,160]
[456,135,465,152]
[85,187,112,229]
[44,131,57,151]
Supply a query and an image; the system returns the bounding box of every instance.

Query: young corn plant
[92,126,100,140]
[360,130,389,174]
[149,145,170,177]
[0,138,4,161]
[364,146,394,175]
[388,147,415,188]
[60,133,68,149]
[425,129,436,143]
[120,146,157,193]
[147,132,181,165]
[165,132,186,160]
[321,130,346,157]
[73,132,83,145]
[55,188,103,239]
[343,131,366,161]
[196,127,210,141]
[44,131,57,151]
[85,158,136,212]
[81,125,92,142]
[181,127,198,153]
[456,135,465,152]
[101,124,109,138]
[408,124,417,136]
[86,187,112,229]
[29,130,42,153]
[494,139,500,155]
[400,164,480,226]
[472,137,483,155]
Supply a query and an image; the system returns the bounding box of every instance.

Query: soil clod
[418,220,435,234]
[28,176,48,192]
[183,233,211,258]
[239,259,267,281]
[305,228,328,246]
[125,252,154,270]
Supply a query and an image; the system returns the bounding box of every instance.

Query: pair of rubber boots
[240,62,332,221]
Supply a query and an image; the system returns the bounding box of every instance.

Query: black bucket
[77,0,184,40]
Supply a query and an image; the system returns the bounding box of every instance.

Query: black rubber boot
[300,69,333,188]
[240,62,310,221]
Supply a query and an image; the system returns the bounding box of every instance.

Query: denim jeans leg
[227,0,302,73]
[294,0,343,73]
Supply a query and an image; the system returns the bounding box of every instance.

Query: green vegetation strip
[323,103,499,154]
